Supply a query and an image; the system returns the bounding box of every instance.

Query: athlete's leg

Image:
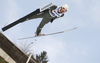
[36,18,50,35]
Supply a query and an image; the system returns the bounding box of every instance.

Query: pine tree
[36,51,48,63]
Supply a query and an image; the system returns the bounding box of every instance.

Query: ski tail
[2,9,40,31]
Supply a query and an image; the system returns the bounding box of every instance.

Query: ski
[2,3,53,32]
[2,9,40,31]
[18,27,77,40]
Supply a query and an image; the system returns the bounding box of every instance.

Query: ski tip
[0,31,2,33]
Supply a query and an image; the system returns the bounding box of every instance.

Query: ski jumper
[28,5,64,35]
[2,5,64,35]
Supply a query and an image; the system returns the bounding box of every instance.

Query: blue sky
[0,0,100,63]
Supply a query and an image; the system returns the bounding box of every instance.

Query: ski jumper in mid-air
[2,4,69,36]
[28,4,69,36]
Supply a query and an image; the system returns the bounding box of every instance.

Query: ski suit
[28,5,64,35]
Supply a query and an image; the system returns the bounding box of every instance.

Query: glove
[51,19,54,23]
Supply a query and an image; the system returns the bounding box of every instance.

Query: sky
[0,0,100,63]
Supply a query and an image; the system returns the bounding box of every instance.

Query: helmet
[62,4,69,11]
